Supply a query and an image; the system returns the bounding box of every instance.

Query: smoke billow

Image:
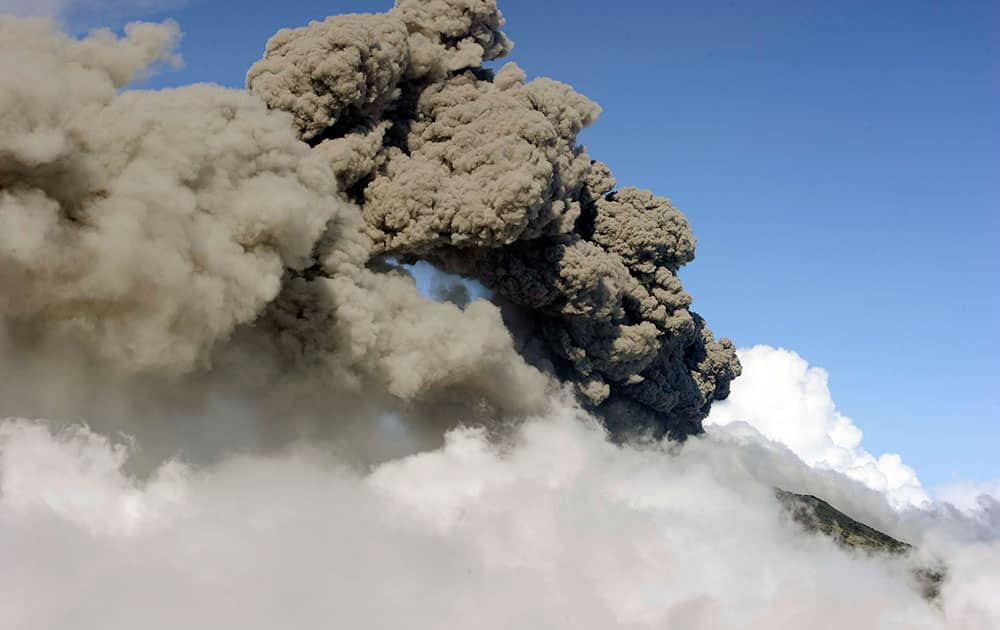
[2,0,738,441]
[246,1,740,439]
[2,3,996,628]
[0,17,338,373]
[0,11,551,446]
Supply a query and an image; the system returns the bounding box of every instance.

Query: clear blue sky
[66,0,998,488]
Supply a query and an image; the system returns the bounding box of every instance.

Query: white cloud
[936,481,1000,514]
[4,412,996,629]
[706,345,930,509]
[0,420,187,535]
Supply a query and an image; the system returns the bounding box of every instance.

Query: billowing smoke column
[0,14,549,435]
[5,10,1000,629]
[0,0,738,442]
[0,18,337,374]
[246,0,741,438]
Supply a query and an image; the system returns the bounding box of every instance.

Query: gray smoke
[247,0,740,439]
[0,17,338,373]
[2,0,736,450]
[2,9,997,629]
[0,14,550,449]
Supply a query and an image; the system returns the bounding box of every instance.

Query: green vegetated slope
[776,489,946,601]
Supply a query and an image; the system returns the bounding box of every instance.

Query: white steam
[0,407,997,629]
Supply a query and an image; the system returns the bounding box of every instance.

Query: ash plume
[2,6,998,628]
[1,0,736,446]
[246,0,740,439]
[0,17,337,373]
[0,12,549,439]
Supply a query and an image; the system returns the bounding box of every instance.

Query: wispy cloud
[0,0,187,19]
[0,0,67,17]
[936,480,1000,514]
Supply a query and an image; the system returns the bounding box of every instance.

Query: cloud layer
[1,410,997,629]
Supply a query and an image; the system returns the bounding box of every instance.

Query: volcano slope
[777,490,947,601]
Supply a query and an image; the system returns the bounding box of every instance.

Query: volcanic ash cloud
[1,0,739,441]
[1,7,998,629]
[246,0,741,439]
[0,13,551,436]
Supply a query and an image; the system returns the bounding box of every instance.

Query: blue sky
[53,0,999,488]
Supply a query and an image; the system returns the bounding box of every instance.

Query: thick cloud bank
[707,346,929,509]
[1,411,997,629]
